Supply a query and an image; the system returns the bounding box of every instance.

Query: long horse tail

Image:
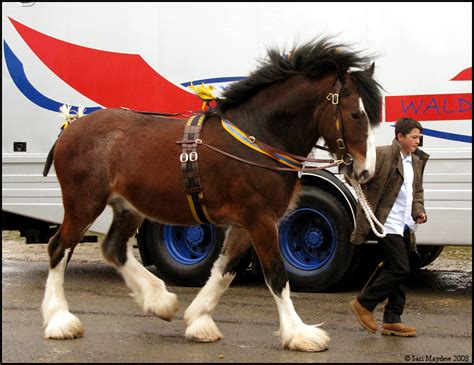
[43,140,57,177]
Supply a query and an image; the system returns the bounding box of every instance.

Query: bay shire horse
[42,38,382,352]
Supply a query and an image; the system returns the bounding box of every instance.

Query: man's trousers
[357,233,411,323]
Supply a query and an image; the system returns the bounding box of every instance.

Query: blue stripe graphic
[421,127,472,143]
[389,124,471,144]
[4,40,101,114]
[181,76,245,88]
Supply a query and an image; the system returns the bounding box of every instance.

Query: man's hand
[416,213,427,224]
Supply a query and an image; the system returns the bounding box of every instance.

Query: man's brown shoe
[382,323,417,337]
[350,298,378,333]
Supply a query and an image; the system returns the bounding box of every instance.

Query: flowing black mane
[218,37,382,127]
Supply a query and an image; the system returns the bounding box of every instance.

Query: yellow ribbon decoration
[188,83,217,110]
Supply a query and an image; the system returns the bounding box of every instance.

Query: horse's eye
[350,112,361,120]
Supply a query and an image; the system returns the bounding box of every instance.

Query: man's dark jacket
[351,138,430,245]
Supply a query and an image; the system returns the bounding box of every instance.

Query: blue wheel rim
[279,208,336,271]
[163,224,215,265]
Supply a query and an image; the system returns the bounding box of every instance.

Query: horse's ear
[366,62,375,77]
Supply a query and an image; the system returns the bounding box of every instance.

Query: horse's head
[317,64,381,183]
[217,38,383,182]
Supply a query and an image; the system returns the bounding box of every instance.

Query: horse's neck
[226,91,322,157]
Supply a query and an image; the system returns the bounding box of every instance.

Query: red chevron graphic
[9,17,202,112]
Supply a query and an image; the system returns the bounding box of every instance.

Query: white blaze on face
[357,97,376,180]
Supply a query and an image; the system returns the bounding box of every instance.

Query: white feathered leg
[270,282,330,352]
[112,245,179,321]
[42,249,84,339]
[184,253,235,342]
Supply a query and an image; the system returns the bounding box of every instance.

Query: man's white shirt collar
[401,152,412,163]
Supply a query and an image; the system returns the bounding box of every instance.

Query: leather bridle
[316,77,354,166]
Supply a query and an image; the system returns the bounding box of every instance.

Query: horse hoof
[190,335,222,343]
[144,292,179,321]
[284,326,330,352]
[44,311,84,340]
[185,315,223,343]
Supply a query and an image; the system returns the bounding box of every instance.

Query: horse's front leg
[184,226,251,342]
[248,216,330,352]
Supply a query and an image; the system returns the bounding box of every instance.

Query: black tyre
[143,221,225,286]
[278,186,354,292]
[412,245,445,270]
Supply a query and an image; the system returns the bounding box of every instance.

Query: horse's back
[52,108,197,223]
[60,108,185,137]
[54,108,185,167]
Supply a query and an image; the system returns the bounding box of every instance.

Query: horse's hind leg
[101,198,178,321]
[42,217,93,339]
[247,216,330,352]
[184,226,252,342]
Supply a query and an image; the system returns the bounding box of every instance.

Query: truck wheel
[412,245,445,269]
[144,222,225,286]
[279,186,353,292]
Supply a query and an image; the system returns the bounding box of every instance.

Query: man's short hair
[395,117,423,137]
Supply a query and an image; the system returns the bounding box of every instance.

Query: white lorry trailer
[2,2,471,291]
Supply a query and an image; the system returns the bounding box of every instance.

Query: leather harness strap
[177,114,215,225]
[199,141,342,172]
[220,118,339,168]
[331,79,348,161]
[120,106,193,117]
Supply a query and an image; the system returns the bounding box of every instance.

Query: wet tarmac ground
[2,232,472,363]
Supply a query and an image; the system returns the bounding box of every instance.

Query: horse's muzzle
[351,168,374,184]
